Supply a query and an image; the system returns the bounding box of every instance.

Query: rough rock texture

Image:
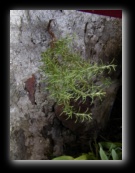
[10,10,122,160]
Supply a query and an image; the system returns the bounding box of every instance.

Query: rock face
[10,10,122,160]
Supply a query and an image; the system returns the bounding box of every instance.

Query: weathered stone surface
[10,10,122,160]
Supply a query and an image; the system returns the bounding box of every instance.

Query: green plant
[98,142,122,160]
[52,153,97,160]
[40,36,116,122]
[51,142,122,160]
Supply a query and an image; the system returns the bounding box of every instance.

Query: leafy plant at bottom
[52,153,97,160]
[51,142,122,160]
[98,142,122,160]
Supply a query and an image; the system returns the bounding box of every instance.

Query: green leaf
[52,155,74,160]
[87,152,98,160]
[99,147,109,160]
[106,143,116,151]
[74,154,89,160]
[111,149,119,160]
[99,142,121,151]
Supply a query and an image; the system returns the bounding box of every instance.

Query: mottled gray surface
[10,10,122,160]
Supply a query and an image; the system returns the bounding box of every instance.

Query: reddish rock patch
[25,74,36,105]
